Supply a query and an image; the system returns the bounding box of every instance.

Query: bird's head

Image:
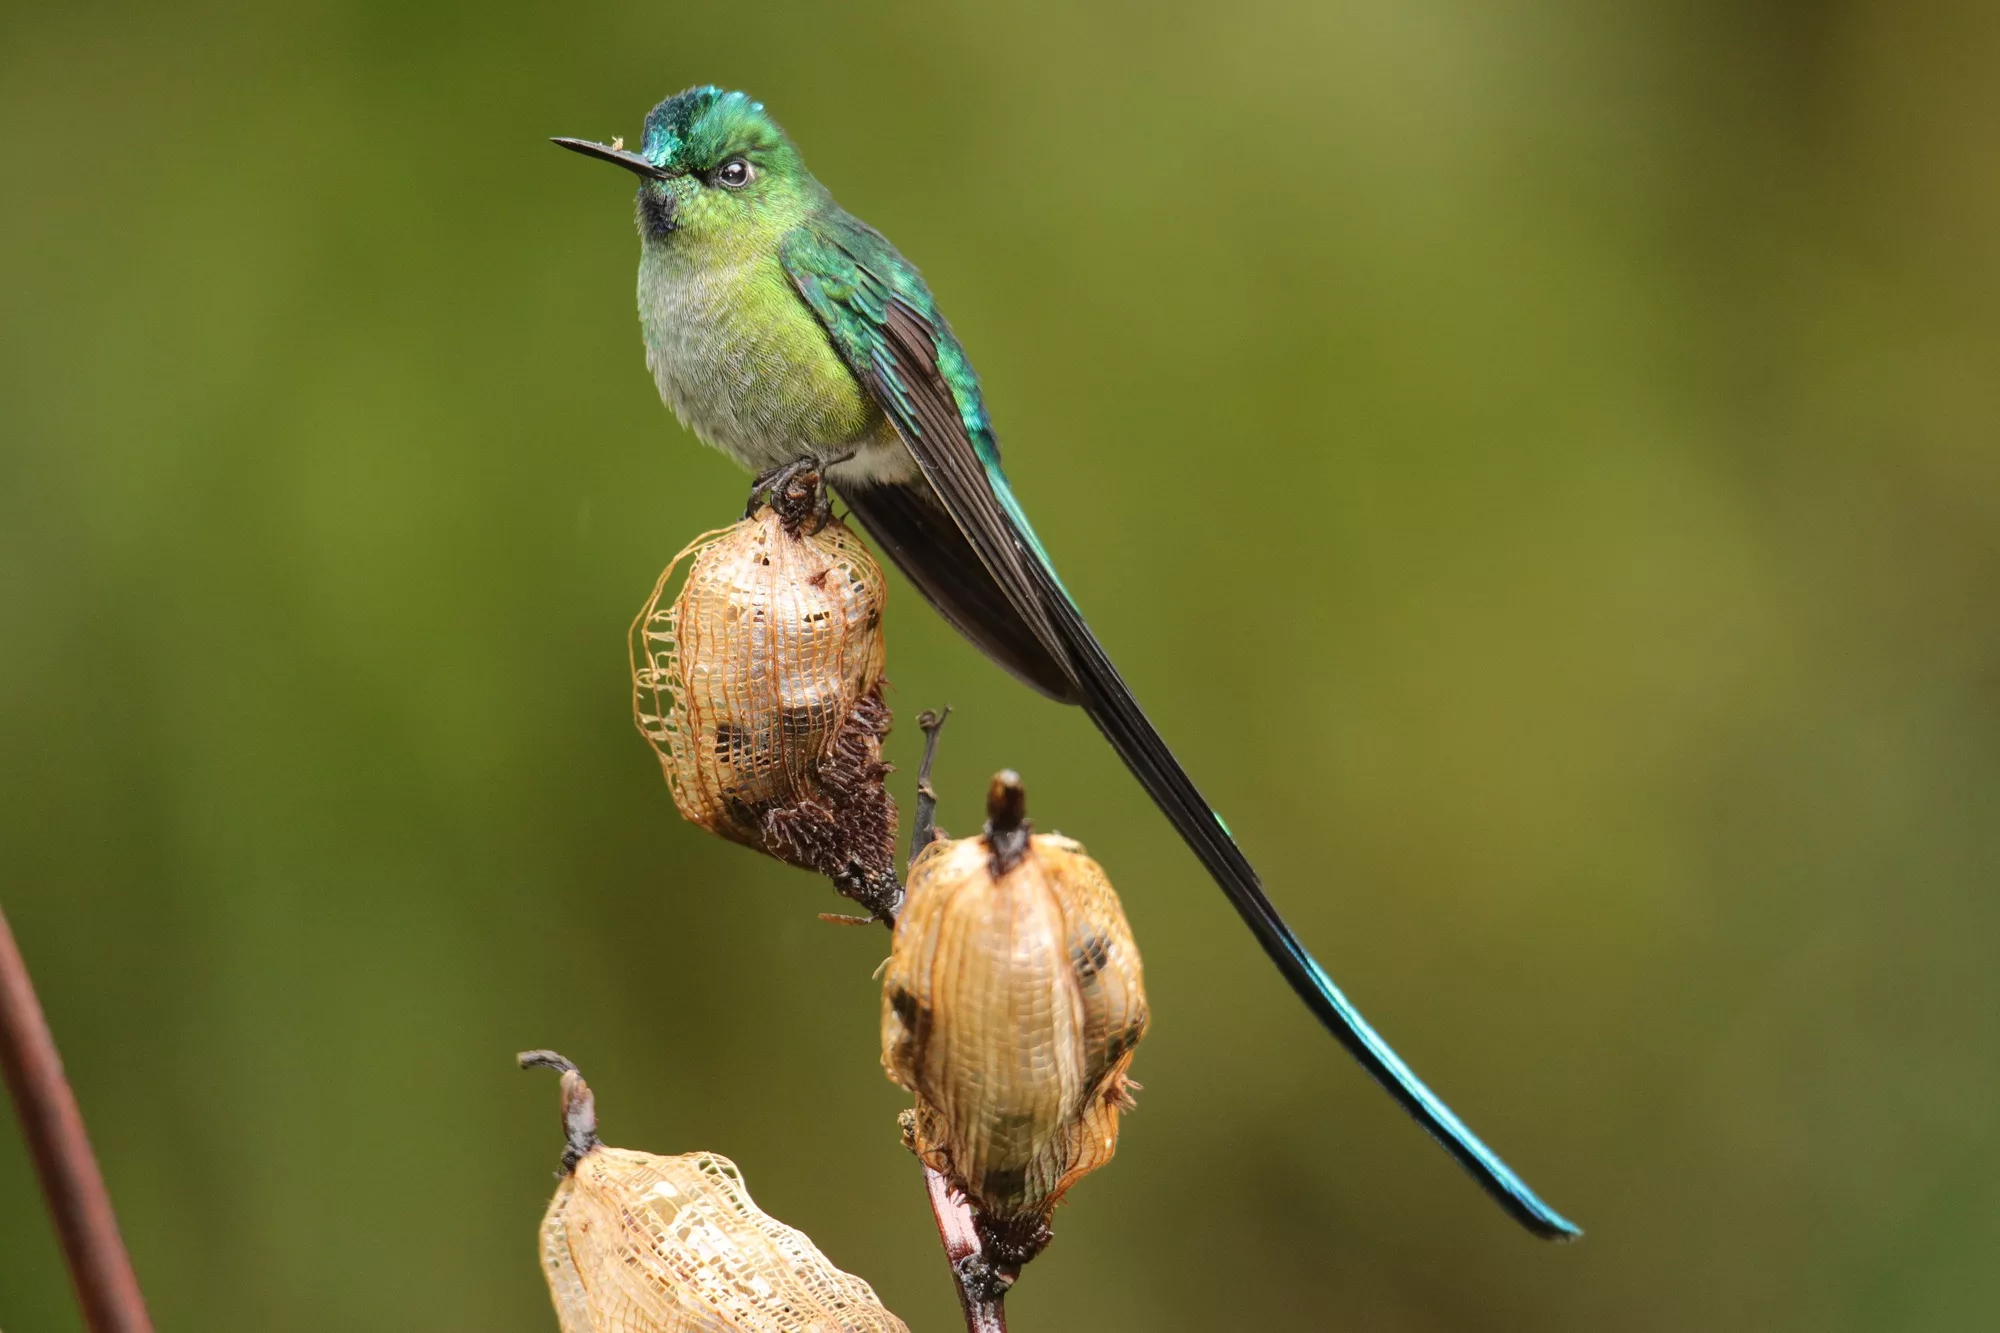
[554,87,813,247]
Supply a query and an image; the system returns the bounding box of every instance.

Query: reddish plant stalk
[923,1164,1008,1333]
[0,904,154,1333]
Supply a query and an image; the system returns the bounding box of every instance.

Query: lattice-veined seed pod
[521,1052,910,1333]
[631,501,899,920]
[880,772,1148,1271]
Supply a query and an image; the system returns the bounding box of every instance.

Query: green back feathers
[782,211,1063,585]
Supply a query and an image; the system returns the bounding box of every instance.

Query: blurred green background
[4,0,1997,1328]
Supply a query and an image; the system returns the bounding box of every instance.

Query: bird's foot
[746,457,835,535]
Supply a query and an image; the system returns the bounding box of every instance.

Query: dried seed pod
[520,1051,910,1333]
[631,500,900,920]
[880,772,1148,1272]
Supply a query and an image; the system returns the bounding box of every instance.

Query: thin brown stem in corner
[923,1163,1008,1333]
[0,904,154,1333]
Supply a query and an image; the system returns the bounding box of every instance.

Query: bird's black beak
[550,137,675,180]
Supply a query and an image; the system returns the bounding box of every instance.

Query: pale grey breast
[635,248,915,488]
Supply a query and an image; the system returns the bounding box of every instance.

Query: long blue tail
[1035,550,1581,1240]
[839,469,1580,1240]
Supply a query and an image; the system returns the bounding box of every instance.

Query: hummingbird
[555,87,1578,1241]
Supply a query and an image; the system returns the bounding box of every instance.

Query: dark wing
[836,480,1078,702]
[781,218,1579,1241]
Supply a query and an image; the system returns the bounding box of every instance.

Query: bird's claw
[747,458,834,535]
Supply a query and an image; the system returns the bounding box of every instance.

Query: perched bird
[555,87,1577,1240]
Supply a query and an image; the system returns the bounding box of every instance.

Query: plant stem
[0,903,154,1333]
[923,1163,1008,1333]
[909,706,951,873]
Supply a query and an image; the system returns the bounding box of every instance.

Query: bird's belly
[640,257,893,477]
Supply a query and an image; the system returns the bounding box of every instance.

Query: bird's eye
[714,158,754,189]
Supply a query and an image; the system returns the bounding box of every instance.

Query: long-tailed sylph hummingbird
[554,87,1578,1241]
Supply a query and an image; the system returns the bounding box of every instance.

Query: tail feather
[846,471,1578,1239]
[1026,559,1582,1241]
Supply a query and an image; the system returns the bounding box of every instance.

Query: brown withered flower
[520,1051,910,1333]
[880,771,1149,1276]
[631,482,900,922]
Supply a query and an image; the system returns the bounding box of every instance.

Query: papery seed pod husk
[525,1053,909,1333]
[880,777,1148,1267]
[631,506,899,915]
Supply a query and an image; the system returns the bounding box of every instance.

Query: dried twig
[0,904,154,1333]
[909,706,951,873]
